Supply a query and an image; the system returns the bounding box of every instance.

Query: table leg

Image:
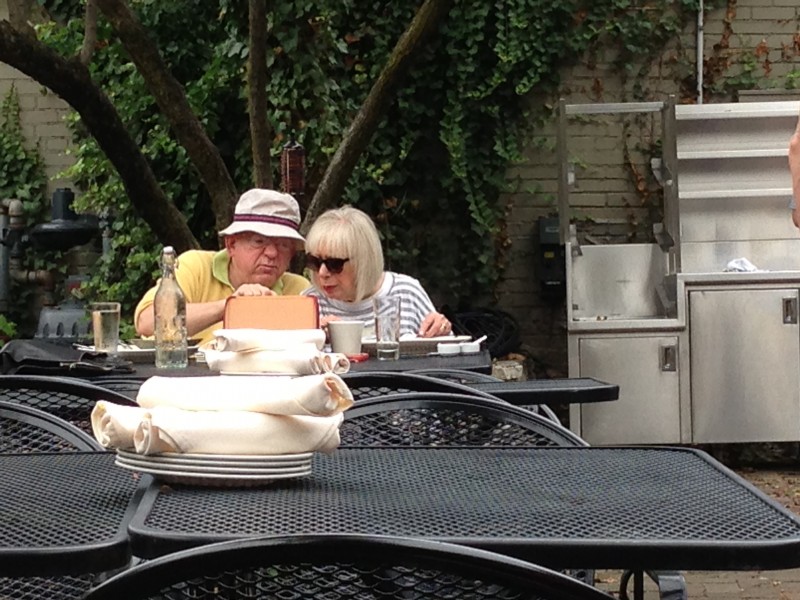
[619,569,645,600]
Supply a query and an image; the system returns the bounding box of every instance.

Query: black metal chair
[340,392,593,586]
[409,367,500,383]
[340,392,587,449]
[0,400,108,599]
[0,399,102,453]
[342,371,501,401]
[80,376,144,400]
[356,369,561,425]
[0,374,136,435]
[83,534,614,600]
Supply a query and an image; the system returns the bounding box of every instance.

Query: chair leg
[620,569,687,600]
[562,568,595,586]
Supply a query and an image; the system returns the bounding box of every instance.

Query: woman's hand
[418,312,451,338]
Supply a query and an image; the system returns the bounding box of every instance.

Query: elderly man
[135,189,311,344]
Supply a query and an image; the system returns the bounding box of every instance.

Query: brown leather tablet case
[222,295,320,329]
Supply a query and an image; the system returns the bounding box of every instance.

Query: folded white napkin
[134,410,343,455]
[210,328,326,352]
[204,347,350,375]
[91,401,151,450]
[137,373,353,416]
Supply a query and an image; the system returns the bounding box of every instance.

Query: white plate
[116,456,312,475]
[361,335,473,357]
[77,340,201,363]
[218,371,294,377]
[114,460,311,487]
[118,449,312,463]
[116,449,312,469]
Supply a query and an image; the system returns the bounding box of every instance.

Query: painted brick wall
[0,2,75,198]
[496,0,800,377]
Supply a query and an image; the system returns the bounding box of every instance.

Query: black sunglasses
[306,254,350,274]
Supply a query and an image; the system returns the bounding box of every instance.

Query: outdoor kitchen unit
[563,98,800,445]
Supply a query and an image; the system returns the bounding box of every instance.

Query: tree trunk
[248,0,273,189]
[95,0,239,231]
[301,0,453,233]
[0,20,199,252]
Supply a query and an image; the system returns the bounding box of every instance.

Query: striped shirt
[302,272,436,337]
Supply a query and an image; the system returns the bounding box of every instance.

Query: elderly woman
[301,206,452,338]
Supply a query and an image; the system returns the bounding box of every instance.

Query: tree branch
[248,0,272,188]
[80,0,98,65]
[95,0,239,231]
[301,0,453,232]
[0,19,199,252]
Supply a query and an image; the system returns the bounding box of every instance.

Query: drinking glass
[89,302,120,354]
[373,296,401,360]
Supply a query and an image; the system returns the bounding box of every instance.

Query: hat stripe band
[234,214,300,231]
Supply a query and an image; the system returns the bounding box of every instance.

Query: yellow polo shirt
[134,249,311,344]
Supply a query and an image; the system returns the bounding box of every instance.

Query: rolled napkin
[91,401,150,450]
[322,353,350,374]
[134,410,343,455]
[204,347,349,375]
[210,328,326,352]
[137,373,353,416]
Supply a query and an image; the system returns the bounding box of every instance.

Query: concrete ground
[591,468,800,599]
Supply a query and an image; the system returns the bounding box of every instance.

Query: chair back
[340,392,587,448]
[83,534,614,600]
[342,371,499,402]
[0,374,136,435]
[408,368,562,423]
[0,400,102,453]
[409,367,501,383]
[222,295,319,329]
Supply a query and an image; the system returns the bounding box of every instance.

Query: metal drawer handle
[660,344,677,372]
[783,297,798,325]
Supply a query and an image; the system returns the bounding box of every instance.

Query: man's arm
[135,282,277,337]
[790,116,800,228]
[135,299,228,338]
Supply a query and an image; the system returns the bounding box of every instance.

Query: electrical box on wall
[537,217,565,301]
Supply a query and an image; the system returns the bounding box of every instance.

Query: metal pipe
[0,199,10,313]
[697,0,704,103]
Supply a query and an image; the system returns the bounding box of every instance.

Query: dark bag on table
[0,339,134,376]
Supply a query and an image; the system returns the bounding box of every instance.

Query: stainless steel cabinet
[574,336,681,445]
[690,289,800,443]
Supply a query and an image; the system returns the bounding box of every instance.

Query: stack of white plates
[115,449,313,487]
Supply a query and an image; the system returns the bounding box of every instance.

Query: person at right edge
[789,110,800,228]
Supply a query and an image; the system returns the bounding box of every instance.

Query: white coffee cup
[328,321,364,355]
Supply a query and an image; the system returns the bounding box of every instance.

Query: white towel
[133,409,343,455]
[204,347,350,375]
[90,401,150,450]
[210,329,326,352]
[136,373,353,416]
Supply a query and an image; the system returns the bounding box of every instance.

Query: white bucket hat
[219,189,305,246]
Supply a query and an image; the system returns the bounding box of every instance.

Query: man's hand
[231,284,277,297]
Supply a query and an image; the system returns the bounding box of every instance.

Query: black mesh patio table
[464,377,619,406]
[0,451,145,576]
[128,446,800,573]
